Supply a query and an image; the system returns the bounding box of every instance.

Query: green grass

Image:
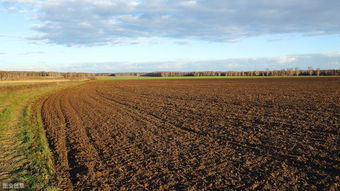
[0,87,55,190]
[96,75,330,81]
[0,90,21,134]
[18,83,83,190]
[19,103,59,191]
[0,82,83,190]
[0,109,12,132]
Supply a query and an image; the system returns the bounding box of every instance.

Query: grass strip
[0,82,83,190]
[19,103,59,191]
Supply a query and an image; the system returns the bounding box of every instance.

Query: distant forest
[0,68,339,80]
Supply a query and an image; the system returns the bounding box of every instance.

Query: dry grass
[0,79,70,86]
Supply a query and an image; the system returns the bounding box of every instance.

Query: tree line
[114,68,340,77]
[0,68,339,80]
[0,71,102,81]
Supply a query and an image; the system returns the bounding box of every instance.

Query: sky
[0,0,340,73]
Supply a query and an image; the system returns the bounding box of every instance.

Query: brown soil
[41,78,340,190]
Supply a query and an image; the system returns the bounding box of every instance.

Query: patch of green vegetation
[0,108,12,131]
[17,83,83,190]
[0,82,83,190]
[0,91,19,134]
[96,75,326,81]
[19,104,59,191]
[0,94,8,104]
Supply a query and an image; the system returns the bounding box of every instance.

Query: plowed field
[41,78,340,190]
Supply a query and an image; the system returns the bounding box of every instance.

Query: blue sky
[0,0,339,72]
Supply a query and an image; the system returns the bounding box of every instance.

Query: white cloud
[319,52,340,57]
[276,57,296,64]
[156,62,185,69]
[180,1,197,7]
[19,51,45,55]
[46,53,340,72]
[1,0,340,46]
[1,0,38,4]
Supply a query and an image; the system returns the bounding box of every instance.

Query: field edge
[96,76,339,81]
[14,82,85,190]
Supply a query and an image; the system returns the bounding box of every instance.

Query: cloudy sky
[0,0,339,72]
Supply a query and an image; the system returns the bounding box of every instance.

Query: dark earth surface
[40,78,340,190]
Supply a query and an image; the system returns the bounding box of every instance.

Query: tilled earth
[41,78,340,190]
